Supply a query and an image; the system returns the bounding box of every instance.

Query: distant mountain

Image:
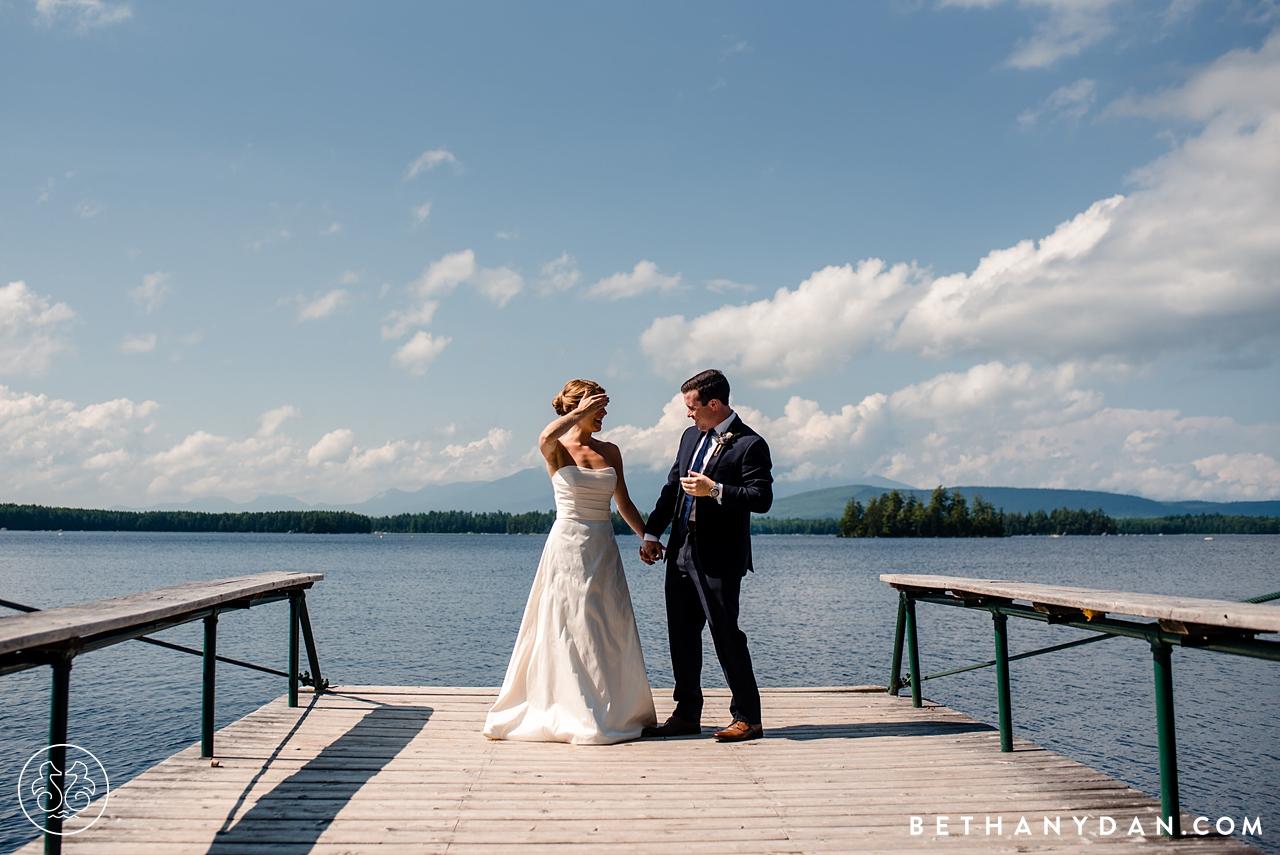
[115,494,314,512]
[114,474,1276,522]
[765,485,1280,520]
[323,467,676,516]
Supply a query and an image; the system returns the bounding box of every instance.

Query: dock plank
[0,571,323,655]
[880,574,1280,633]
[20,687,1261,854]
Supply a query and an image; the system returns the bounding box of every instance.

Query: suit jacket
[644,414,773,578]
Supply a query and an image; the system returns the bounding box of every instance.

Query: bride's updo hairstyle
[553,379,606,416]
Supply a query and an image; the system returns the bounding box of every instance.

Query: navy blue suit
[644,414,773,725]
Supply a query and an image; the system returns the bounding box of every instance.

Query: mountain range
[765,485,1280,520]
[111,471,1280,520]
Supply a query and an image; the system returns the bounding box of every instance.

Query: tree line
[3,501,1276,538]
[0,504,557,535]
[837,489,1117,537]
[1115,514,1280,535]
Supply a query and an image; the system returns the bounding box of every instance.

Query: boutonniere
[711,432,737,457]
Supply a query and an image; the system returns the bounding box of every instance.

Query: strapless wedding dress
[483,466,657,744]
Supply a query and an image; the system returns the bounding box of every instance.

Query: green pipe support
[201,614,218,758]
[1151,641,1181,837]
[45,653,73,855]
[288,593,300,708]
[298,594,324,690]
[905,597,922,708]
[888,592,907,695]
[992,611,1012,752]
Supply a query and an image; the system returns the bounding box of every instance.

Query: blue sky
[3,0,1279,507]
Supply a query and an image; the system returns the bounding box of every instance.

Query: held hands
[638,540,665,565]
[680,471,715,497]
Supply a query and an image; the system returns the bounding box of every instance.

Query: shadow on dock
[206,701,433,855]
[766,718,993,741]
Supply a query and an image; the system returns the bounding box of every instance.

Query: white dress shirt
[645,411,734,542]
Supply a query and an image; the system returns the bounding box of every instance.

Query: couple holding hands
[483,369,773,744]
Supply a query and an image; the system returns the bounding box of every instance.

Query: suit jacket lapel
[678,428,700,476]
[701,415,742,481]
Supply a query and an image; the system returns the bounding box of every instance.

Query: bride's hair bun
[554,378,606,415]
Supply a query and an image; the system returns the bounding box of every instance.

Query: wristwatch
[709,483,723,500]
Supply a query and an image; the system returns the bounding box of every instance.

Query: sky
[2,0,1279,508]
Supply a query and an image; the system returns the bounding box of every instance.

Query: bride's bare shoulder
[594,440,624,467]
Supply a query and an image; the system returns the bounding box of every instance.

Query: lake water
[1,532,1277,853]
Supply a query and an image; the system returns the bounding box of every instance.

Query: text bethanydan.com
[909,815,1261,838]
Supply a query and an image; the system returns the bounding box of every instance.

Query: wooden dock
[22,686,1261,854]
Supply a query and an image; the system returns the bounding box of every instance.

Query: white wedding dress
[483,466,657,744]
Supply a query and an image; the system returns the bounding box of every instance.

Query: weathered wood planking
[0,572,323,655]
[881,574,1280,633]
[19,687,1261,854]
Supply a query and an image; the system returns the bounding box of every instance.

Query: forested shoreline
[1,501,1276,537]
[0,504,556,535]
[837,489,1117,537]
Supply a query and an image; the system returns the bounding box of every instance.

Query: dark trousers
[666,528,762,725]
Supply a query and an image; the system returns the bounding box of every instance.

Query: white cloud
[34,0,131,30]
[121,333,156,354]
[707,278,755,294]
[381,302,438,340]
[1107,33,1280,123]
[248,229,290,250]
[129,271,170,313]
[496,229,519,240]
[383,249,520,337]
[319,221,342,235]
[641,259,920,388]
[339,271,360,285]
[392,331,450,375]
[0,281,75,376]
[405,148,459,179]
[253,404,298,437]
[258,405,300,437]
[138,413,515,503]
[307,428,355,466]
[0,385,157,503]
[644,35,1280,385]
[602,362,1280,500]
[598,395,692,472]
[538,252,580,295]
[1018,78,1097,128]
[298,289,350,321]
[73,199,102,218]
[939,0,1124,69]
[411,201,432,227]
[472,267,524,307]
[414,249,476,298]
[1193,453,1280,496]
[586,260,682,300]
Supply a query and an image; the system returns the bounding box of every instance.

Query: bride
[483,379,658,744]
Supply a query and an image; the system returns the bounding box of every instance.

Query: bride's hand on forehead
[575,393,608,417]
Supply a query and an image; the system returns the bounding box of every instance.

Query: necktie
[679,430,716,527]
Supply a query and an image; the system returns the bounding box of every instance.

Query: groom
[638,369,773,742]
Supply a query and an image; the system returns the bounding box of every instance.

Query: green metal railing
[887,586,1280,838]
[0,585,327,855]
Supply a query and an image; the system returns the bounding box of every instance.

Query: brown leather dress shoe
[713,721,763,742]
[641,715,702,738]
